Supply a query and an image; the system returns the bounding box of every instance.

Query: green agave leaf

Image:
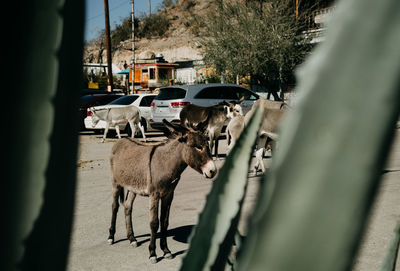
[11,0,64,265]
[379,218,400,271]
[238,0,400,270]
[180,106,263,271]
[7,0,83,270]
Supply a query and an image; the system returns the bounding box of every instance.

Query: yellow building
[129,54,177,92]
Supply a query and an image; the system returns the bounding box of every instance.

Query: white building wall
[176,68,197,84]
[83,63,122,75]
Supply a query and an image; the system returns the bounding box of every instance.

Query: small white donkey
[90,105,146,143]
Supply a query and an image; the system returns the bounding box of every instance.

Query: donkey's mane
[125,137,167,146]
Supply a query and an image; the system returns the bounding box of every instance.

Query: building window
[159,68,169,80]
[149,68,155,80]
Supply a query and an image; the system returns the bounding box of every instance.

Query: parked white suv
[85,93,157,133]
[150,84,259,130]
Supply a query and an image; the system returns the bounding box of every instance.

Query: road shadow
[115,225,194,247]
[168,225,194,243]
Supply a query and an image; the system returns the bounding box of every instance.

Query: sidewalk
[352,128,400,270]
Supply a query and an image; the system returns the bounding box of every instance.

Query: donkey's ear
[162,119,188,138]
[163,119,178,137]
[163,119,176,133]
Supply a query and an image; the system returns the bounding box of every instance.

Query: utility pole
[149,0,151,16]
[131,0,135,93]
[104,0,113,92]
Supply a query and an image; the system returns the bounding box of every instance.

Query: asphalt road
[68,131,263,271]
[67,130,400,271]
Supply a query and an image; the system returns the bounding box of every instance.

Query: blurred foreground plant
[180,0,400,270]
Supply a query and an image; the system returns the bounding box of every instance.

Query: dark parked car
[79,94,122,130]
[81,89,109,96]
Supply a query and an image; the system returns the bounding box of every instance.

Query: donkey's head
[220,96,244,119]
[163,120,217,179]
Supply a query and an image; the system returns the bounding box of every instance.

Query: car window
[155,88,186,100]
[80,95,104,105]
[196,86,250,100]
[139,96,156,107]
[219,87,239,100]
[108,95,139,105]
[231,87,259,100]
[195,87,225,99]
[94,95,121,106]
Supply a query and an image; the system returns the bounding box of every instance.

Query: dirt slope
[84,0,215,67]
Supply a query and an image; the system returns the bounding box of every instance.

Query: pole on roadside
[131,0,135,93]
[104,0,113,92]
[149,0,151,16]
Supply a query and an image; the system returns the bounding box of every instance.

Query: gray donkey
[91,105,145,143]
[180,98,244,158]
[108,120,217,263]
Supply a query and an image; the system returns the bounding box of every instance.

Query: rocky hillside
[83,0,216,68]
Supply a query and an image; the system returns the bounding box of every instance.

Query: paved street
[353,129,400,271]
[67,132,263,271]
[67,129,400,271]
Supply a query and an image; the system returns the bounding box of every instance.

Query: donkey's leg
[124,191,137,247]
[128,120,135,139]
[149,195,160,263]
[115,125,122,139]
[208,131,215,159]
[102,122,110,143]
[214,128,223,159]
[108,185,122,244]
[160,192,174,259]
[255,147,266,173]
[254,136,268,173]
[138,121,146,142]
[214,135,220,159]
[227,130,232,147]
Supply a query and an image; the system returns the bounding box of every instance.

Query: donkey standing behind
[91,105,145,143]
[179,98,244,158]
[226,111,245,154]
[244,98,288,173]
[108,120,217,263]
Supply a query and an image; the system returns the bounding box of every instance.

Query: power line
[86,0,128,22]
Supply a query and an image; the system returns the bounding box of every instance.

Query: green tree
[200,0,314,99]
[137,13,170,38]
[161,0,176,9]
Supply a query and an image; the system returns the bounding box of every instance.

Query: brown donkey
[108,120,217,263]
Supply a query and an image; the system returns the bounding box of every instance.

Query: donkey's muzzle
[202,160,217,178]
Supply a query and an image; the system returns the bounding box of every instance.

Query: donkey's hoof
[130,241,138,248]
[107,238,113,245]
[164,253,173,259]
[149,256,157,264]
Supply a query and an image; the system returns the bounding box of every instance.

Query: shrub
[138,14,170,38]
